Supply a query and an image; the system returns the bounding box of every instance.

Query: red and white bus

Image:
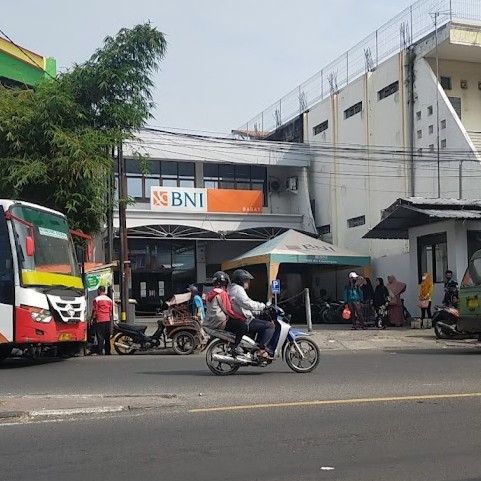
[0,200,86,362]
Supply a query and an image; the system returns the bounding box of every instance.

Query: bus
[0,199,87,362]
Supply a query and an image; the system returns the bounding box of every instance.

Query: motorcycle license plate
[59,333,73,341]
[467,298,479,308]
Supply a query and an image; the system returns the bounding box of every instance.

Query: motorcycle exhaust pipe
[436,322,458,335]
[211,353,250,365]
[114,341,138,350]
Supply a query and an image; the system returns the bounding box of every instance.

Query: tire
[285,336,320,373]
[172,331,196,355]
[205,339,240,376]
[320,308,331,324]
[0,345,12,363]
[113,333,137,355]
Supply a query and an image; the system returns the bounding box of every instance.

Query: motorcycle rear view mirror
[26,235,35,257]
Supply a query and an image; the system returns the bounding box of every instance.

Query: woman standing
[418,273,434,324]
[344,272,365,330]
[387,275,407,327]
[373,278,390,329]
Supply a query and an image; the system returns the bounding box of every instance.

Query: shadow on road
[0,357,63,369]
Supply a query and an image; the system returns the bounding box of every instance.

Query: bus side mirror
[26,236,35,257]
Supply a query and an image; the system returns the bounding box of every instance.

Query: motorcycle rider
[443,270,459,307]
[228,269,275,359]
[204,271,247,356]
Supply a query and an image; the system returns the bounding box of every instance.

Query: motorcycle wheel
[285,337,320,373]
[205,339,240,376]
[172,331,196,355]
[434,323,452,339]
[113,333,137,355]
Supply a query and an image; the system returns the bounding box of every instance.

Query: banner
[85,269,113,292]
[151,187,263,214]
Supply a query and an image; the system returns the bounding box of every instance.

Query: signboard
[272,279,281,295]
[151,187,262,215]
[85,269,113,292]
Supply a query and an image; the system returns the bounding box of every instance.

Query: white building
[113,130,316,312]
[240,0,481,311]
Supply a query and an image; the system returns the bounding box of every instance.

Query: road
[2,349,481,480]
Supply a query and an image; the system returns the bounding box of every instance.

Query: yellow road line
[190,392,481,413]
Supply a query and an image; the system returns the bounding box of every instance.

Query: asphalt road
[2,395,481,481]
[3,348,481,409]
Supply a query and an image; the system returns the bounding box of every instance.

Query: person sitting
[204,271,247,357]
[228,269,275,359]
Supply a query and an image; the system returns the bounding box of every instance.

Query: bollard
[304,288,313,332]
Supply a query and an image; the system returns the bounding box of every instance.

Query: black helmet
[232,269,254,286]
[212,271,230,287]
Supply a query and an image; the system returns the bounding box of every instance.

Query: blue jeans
[248,319,275,351]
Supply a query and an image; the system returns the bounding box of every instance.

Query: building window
[467,231,481,262]
[317,224,331,236]
[203,163,267,205]
[378,81,399,100]
[428,125,434,135]
[416,111,422,120]
[313,120,328,135]
[448,97,462,119]
[344,101,362,119]
[347,215,366,228]
[124,159,195,200]
[417,129,422,139]
[440,76,452,90]
[441,119,446,129]
[429,144,435,152]
[417,233,447,283]
[428,105,433,116]
[441,139,447,149]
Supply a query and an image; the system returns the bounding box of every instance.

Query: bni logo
[152,190,168,207]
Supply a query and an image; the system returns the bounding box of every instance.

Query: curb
[0,411,25,419]
[29,406,128,418]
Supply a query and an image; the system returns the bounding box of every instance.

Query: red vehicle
[0,200,87,362]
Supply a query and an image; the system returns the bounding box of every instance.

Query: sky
[2,0,415,134]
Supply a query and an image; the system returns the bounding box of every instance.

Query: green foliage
[0,23,167,234]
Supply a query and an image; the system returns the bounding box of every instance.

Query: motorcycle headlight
[21,305,52,323]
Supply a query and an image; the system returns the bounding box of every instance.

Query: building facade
[114,130,316,313]
[239,0,481,311]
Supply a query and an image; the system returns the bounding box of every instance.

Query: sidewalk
[136,317,480,352]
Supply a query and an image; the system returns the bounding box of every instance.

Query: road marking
[189,392,481,413]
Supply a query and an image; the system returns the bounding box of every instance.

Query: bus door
[0,206,14,343]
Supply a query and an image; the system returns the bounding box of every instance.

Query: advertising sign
[151,187,263,215]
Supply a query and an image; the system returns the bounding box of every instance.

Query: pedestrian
[344,272,365,330]
[359,276,375,325]
[373,277,390,329]
[418,272,433,323]
[386,275,407,327]
[91,285,113,355]
[443,270,459,307]
[187,284,205,321]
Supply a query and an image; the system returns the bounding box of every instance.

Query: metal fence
[237,0,481,137]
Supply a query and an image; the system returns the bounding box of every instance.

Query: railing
[237,0,481,137]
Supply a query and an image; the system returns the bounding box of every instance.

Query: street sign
[272,279,281,295]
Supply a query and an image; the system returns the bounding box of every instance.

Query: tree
[0,23,167,234]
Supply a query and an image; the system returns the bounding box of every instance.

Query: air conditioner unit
[269,178,283,193]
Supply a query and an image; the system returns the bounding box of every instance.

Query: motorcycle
[204,305,320,376]
[432,305,462,339]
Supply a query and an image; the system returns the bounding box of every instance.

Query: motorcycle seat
[116,322,147,332]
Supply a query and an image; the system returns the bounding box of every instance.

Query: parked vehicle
[0,200,87,363]
[432,249,481,340]
[112,317,203,355]
[204,305,320,376]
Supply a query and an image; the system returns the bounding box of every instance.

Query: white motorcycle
[204,305,320,376]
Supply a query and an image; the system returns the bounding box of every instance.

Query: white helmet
[349,272,358,279]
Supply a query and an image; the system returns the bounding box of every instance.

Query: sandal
[256,349,271,359]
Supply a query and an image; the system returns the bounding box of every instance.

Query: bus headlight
[21,305,53,323]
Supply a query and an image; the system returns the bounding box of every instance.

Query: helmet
[212,271,230,287]
[349,272,358,279]
[187,284,198,295]
[231,269,254,286]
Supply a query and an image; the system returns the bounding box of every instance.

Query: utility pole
[117,143,130,322]
[434,11,441,198]
[106,147,114,263]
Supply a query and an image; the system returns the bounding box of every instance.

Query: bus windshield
[10,205,82,289]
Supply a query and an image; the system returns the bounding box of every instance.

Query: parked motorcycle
[112,318,204,355]
[432,305,461,339]
[204,305,320,376]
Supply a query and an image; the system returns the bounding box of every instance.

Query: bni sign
[151,187,207,213]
